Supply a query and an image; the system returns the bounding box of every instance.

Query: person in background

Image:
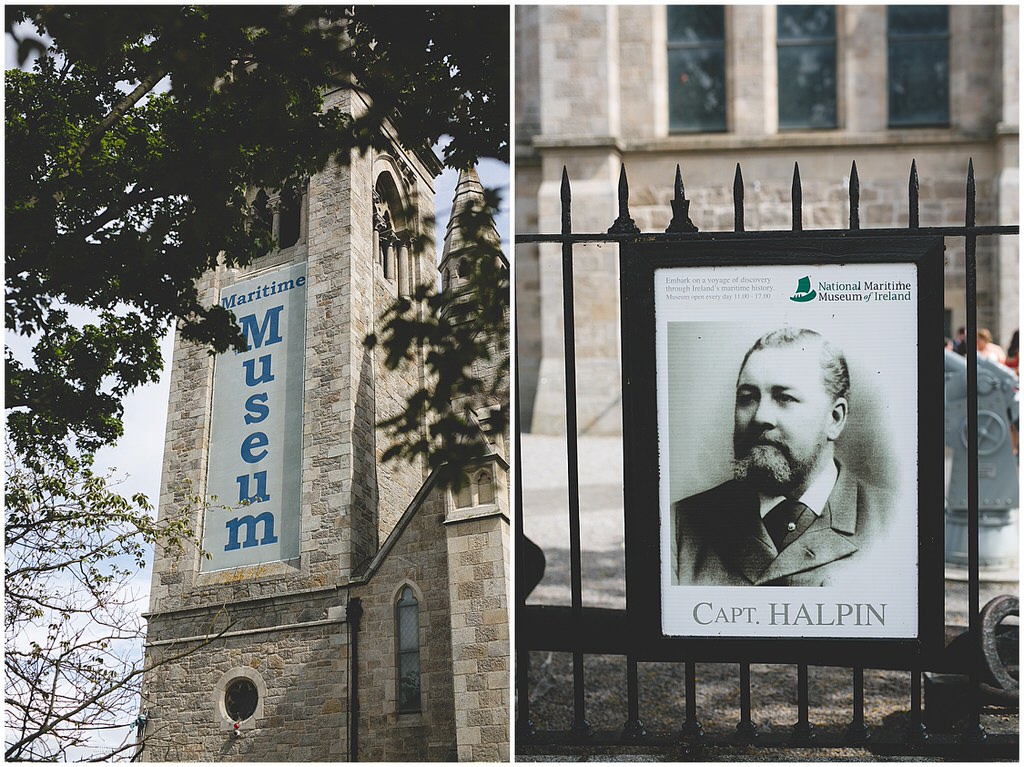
[1004,330,1019,375]
[953,326,968,356]
[977,328,1007,365]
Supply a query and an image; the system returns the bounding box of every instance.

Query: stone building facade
[139,84,509,762]
[517,5,1019,433]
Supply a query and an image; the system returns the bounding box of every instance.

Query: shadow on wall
[352,345,380,572]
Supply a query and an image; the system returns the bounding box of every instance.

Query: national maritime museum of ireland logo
[789,276,817,303]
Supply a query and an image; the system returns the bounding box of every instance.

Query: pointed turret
[437,166,507,457]
[439,167,501,292]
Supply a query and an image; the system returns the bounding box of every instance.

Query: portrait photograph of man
[672,327,890,588]
[655,262,920,639]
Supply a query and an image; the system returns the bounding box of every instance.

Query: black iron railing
[515,160,1018,757]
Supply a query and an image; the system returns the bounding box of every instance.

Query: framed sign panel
[620,238,944,666]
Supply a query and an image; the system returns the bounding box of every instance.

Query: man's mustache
[735,433,792,460]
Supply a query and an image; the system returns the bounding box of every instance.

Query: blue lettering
[238,305,284,351]
[221,294,237,310]
[236,470,270,504]
[224,511,278,551]
[243,354,275,386]
[241,432,269,464]
[244,393,270,424]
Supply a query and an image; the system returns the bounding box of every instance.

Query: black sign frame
[620,236,945,668]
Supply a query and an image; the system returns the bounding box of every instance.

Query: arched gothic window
[396,585,421,713]
[277,186,302,249]
[252,189,271,233]
[374,172,409,291]
[247,184,305,251]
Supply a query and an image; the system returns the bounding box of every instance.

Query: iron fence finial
[909,160,920,229]
[966,158,976,226]
[733,163,744,232]
[666,164,698,233]
[849,160,860,230]
[560,166,571,234]
[608,163,640,234]
[792,162,803,232]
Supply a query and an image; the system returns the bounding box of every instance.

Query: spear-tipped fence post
[609,164,640,234]
[849,160,860,230]
[666,164,698,233]
[962,157,987,746]
[792,162,803,232]
[733,163,744,232]
[908,159,920,229]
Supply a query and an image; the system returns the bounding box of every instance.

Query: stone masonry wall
[141,595,348,761]
[354,484,458,762]
[444,505,510,762]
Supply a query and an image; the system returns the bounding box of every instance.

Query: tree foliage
[6,4,509,464]
[369,186,509,489]
[4,447,207,761]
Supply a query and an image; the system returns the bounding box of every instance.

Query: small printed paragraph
[663,275,774,302]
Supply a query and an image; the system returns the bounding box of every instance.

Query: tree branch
[75,69,166,164]
[5,608,237,760]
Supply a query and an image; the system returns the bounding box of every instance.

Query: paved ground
[518,434,1019,760]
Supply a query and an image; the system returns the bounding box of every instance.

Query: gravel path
[518,434,1019,760]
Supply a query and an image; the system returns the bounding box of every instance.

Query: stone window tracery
[453,468,497,509]
[214,667,267,731]
[373,170,413,295]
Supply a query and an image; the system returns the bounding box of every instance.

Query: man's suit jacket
[673,467,887,587]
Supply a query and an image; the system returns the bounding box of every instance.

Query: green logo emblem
[789,276,817,302]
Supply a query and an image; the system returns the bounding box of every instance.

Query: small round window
[225,678,259,722]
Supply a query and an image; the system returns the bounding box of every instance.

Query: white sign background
[656,262,919,639]
[202,262,306,571]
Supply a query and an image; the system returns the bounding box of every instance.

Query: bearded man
[673,327,886,586]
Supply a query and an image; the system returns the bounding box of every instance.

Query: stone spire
[437,166,507,454]
[439,167,501,287]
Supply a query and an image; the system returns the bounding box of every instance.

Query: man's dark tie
[763,498,809,551]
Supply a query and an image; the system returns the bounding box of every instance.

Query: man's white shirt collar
[758,460,839,519]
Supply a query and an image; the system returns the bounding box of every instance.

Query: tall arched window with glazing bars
[395,585,421,713]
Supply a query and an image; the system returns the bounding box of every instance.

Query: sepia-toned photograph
[656,262,921,639]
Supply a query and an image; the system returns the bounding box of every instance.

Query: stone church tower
[138,83,509,762]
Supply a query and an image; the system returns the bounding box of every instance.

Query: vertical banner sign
[202,263,306,571]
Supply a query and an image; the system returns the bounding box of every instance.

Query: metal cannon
[943,349,1019,570]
